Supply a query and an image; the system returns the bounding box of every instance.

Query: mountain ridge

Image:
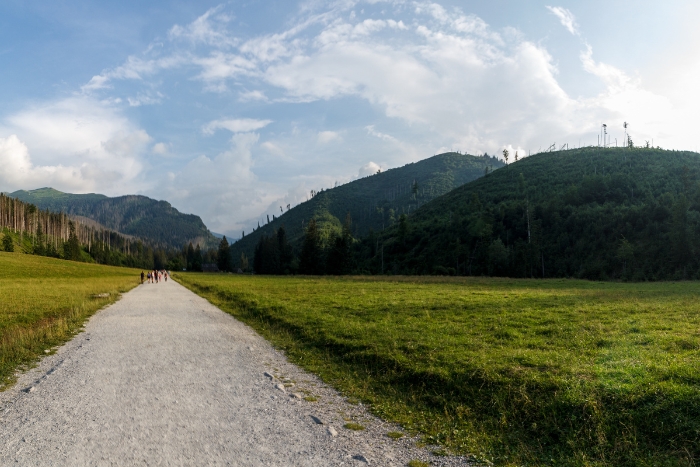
[229,151,503,262]
[7,187,217,250]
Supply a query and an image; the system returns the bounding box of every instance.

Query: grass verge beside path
[0,252,141,389]
[176,273,700,467]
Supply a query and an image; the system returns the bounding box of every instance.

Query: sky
[1,0,700,237]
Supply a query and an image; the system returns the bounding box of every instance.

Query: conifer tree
[299,218,322,274]
[63,221,81,261]
[193,244,203,271]
[253,234,280,274]
[2,232,14,252]
[277,226,293,274]
[326,214,353,275]
[34,222,45,256]
[186,242,195,270]
[217,236,230,272]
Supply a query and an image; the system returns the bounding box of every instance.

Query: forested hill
[374,147,700,280]
[8,188,217,249]
[230,152,503,260]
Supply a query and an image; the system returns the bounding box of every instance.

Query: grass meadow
[0,252,141,389]
[176,273,700,467]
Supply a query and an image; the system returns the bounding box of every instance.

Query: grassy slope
[229,152,503,260]
[9,187,217,249]
[380,147,700,278]
[176,273,700,467]
[0,252,141,389]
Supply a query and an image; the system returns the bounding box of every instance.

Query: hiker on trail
[140,271,145,284]
[147,271,151,283]
[164,271,168,282]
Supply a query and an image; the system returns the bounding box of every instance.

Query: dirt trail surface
[0,280,472,466]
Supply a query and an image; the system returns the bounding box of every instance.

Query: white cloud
[353,19,388,36]
[158,132,282,233]
[580,45,634,91]
[358,161,381,177]
[258,182,314,227]
[317,130,341,144]
[0,96,149,193]
[81,55,185,95]
[365,125,399,144]
[82,75,111,92]
[260,141,286,157]
[169,6,238,48]
[152,142,169,155]
[546,6,578,35]
[75,2,698,159]
[127,92,164,107]
[239,90,268,102]
[0,134,121,192]
[202,118,273,135]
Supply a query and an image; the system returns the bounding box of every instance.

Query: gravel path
[0,280,474,466]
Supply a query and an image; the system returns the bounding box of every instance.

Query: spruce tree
[277,226,293,274]
[252,233,282,274]
[327,214,353,275]
[193,244,203,271]
[217,236,230,272]
[2,232,14,252]
[299,218,322,274]
[253,235,265,273]
[186,242,195,270]
[63,221,81,261]
[34,222,45,256]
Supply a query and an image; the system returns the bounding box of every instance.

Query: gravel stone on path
[0,279,475,466]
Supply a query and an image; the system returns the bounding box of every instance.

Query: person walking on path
[140,271,145,284]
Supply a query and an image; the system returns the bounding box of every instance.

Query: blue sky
[1,0,699,237]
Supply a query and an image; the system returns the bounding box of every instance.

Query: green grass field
[176,273,700,467]
[0,252,141,389]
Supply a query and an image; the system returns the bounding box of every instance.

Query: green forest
[9,187,218,249]
[244,147,700,280]
[0,193,157,269]
[228,151,503,263]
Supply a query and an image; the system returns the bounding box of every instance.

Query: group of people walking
[141,270,168,284]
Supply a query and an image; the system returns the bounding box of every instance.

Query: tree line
[214,147,700,280]
[1,193,166,269]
